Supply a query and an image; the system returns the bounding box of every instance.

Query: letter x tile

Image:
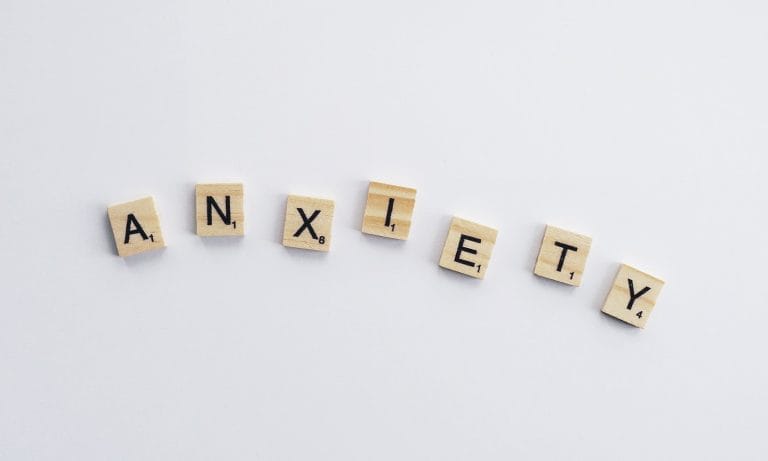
[282,195,335,252]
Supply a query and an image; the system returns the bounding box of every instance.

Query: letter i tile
[361,181,417,240]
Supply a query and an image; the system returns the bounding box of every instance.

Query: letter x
[293,208,321,239]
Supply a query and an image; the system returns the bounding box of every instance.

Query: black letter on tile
[294,208,321,240]
[626,279,651,310]
[384,198,395,228]
[454,234,481,267]
[554,241,578,272]
[206,196,231,226]
[124,213,149,244]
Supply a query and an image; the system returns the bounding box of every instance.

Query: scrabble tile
[438,217,498,279]
[282,195,335,252]
[361,181,417,240]
[533,225,592,286]
[107,196,166,257]
[602,264,665,328]
[195,183,245,237]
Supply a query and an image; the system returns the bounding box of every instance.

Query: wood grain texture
[282,195,335,252]
[361,181,417,240]
[107,196,166,257]
[195,183,245,237]
[438,217,498,279]
[601,264,665,328]
[533,225,592,286]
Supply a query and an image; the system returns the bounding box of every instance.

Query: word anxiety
[106,181,665,329]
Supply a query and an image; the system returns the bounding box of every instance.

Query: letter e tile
[438,217,498,279]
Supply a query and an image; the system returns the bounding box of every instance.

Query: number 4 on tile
[601,264,665,328]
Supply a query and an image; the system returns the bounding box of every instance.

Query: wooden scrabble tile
[107,196,166,257]
[438,217,498,279]
[361,181,417,240]
[195,183,244,237]
[602,264,665,328]
[282,195,335,252]
[533,225,592,286]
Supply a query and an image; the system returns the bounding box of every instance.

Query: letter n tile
[195,183,245,237]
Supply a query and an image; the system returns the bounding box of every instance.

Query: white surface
[1,1,767,459]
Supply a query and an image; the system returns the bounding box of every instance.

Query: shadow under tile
[123,246,167,267]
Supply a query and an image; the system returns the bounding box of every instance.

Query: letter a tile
[361,181,417,240]
[533,225,592,286]
[107,196,166,257]
[438,217,498,279]
[601,264,665,328]
[282,195,335,252]
[196,183,245,237]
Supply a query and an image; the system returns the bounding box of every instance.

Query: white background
[1,1,767,459]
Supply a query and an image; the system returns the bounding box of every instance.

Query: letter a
[124,213,149,244]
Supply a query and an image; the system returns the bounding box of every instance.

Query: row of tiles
[106,181,665,329]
